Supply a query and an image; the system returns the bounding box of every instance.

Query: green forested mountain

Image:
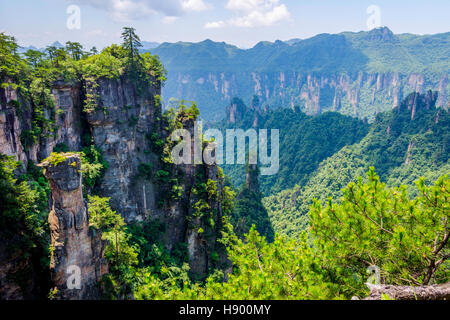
[264,91,450,238]
[219,97,370,195]
[152,27,450,120]
[1,28,449,301]
[153,28,450,74]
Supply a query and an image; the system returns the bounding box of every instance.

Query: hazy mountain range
[149,27,450,121]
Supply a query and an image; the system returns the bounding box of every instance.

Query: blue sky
[1,0,449,49]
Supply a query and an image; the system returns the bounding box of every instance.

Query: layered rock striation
[40,154,107,299]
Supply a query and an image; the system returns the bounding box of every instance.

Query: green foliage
[81,47,124,80]
[137,163,153,180]
[88,196,125,232]
[231,165,274,242]
[309,169,449,297]
[65,41,84,61]
[130,172,449,300]
[146,132,165,153]
[127,220,189,274]
[156,169,170,183]
[221,102,369,196]
[0,33,26,82]
[134,226,340,300]
[53,142,70,153]
[79,145,108,192]
[142,53,167,83]
[41,152,73,167]
[232,188,274,242]
[42,147,107,193]
[265,92,449,238]
[0,154,50,295]
[121,27,143,74]
[88,196,139,298]
[0,155,47,243]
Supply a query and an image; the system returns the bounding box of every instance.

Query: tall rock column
[40,154,107,299]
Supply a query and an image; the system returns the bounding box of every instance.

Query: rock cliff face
[397,90,438,120]
[40,154,107,300]
[0,79,83,168]
[0,72,227,296]
[164,71,449,121]
[85,77,161,222]
[0,85,28,166]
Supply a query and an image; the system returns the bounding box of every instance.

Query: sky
[1,0,449,49]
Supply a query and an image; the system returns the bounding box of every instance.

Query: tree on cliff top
[121,27,143,75]
[0,33,25,81]
[65,41,84,61]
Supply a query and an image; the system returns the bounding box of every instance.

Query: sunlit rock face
[2,70,229,296]
[41,154,107,299]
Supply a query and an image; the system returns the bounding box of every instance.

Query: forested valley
[0,27,449,301]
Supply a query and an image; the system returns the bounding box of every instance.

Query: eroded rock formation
[164,71,449,121]
[364,282,450,300]
[1,71,228,296]
[40,154,107,299]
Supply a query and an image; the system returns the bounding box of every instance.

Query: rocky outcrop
[245,164,259,193]
[85,77,161,222]
[226,97,247,124]
[0,85,28,166]
[397,90,438,120]
[0,79,84,167]
[1,70,229,294]
[40,154,107,300]
[185,164,225,277]
[363,282,450,300]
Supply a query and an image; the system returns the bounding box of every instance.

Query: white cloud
[205,0,290,29]
[229,3,289,27]
[204,21,226,29]
[71,0,210,22]
[109,0,156,21]
[181,0,209,12]
[226,0,280,12]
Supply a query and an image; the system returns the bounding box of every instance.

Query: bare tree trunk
[363,282,450,300]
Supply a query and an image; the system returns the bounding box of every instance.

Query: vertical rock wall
[164,71,449,121]
[1,72,228,296]
[41,154,107,300]
[86,77,161,223]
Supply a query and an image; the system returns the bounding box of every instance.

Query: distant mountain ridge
[19,40,160,54]
[150,27,450,121]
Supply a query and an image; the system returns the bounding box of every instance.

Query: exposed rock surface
[0,85,28,166]
[397,90,438,120]
[163,71,449,121]
[0,80,83,167]
[40,154,107,300]
[1,72,228,296]
[86,77,161,222]
[364,282,450,300]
